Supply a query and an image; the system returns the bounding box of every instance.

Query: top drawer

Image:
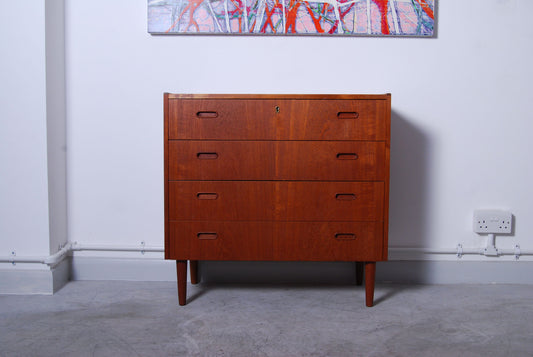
[168,99,389,141]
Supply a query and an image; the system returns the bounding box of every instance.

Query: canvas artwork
[148,0,434,36]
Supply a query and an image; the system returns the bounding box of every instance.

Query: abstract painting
[148,0,434,36]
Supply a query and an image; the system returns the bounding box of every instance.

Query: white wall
[0,1,70,294]
[64,0,533,261]
[0,1,51,257]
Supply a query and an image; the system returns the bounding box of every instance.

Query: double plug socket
[473,210,512,234]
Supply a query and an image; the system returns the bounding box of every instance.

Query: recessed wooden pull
[337,112,359,119]
[197,232,218,240]
[335,233,356,240]
[336,153,358,160]
[196,111,218,118]
[197,192,218,200]
[197,152,218,159]
[336,193,357,201]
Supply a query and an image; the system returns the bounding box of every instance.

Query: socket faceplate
[473,210,512,234]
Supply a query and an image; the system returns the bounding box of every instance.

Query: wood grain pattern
[166,93,391,100]
[164,93,390,307]
[169,221,273,260]
[272,221,383,261]
[365,262,376,307]
[164,94,170,260]
[169,221,382,261]
[168,181,384,221]
[169,99,389,140]
[168,141,386,181]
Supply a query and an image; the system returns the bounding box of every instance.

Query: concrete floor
[1,281,532,357]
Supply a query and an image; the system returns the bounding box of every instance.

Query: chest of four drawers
[164,94,391,307]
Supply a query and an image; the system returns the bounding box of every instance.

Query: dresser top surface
[165,93,391,100]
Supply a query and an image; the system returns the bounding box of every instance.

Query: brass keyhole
[275,106,280,114]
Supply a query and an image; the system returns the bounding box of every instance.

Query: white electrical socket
[473,210,512,234]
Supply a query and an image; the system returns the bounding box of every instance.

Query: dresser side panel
[164,94,170,260]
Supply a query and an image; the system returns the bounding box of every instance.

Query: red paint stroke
[303,1,325,33]
[164,0,433,34]
[285,0,303,33]
[228,0,245,33]
[372,0,389,35]
[415,0,434,20]
[329,2,354,34]
[261,0,283,33]
[165,0,203,33]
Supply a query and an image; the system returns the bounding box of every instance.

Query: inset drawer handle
[197,152,218,159]
[336,193,357,201]
[197,192,218,200]
[196,111,218,118]
[197,232,218,240]
[336,153,358,160]
[337,112,359,119]
[334,233,356,240]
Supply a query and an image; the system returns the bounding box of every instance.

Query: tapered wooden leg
[364,262,376,307]
[190,260,199,284]
[177,260,187,306]
[355,262,364,286]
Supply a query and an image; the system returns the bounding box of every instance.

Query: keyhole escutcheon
[275,105,280,114]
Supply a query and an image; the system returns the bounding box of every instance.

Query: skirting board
[70,257,533,285]
[70,257,177,281]
[6,257,532,295]
[0,259,69,295]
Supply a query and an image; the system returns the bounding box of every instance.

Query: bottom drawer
[168,221,384,261]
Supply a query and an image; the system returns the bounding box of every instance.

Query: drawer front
[168,99,388,140]
[273,221,384,261]
[169,99,278,140]
[168,221,384,261]
[168,181,276,221]
[169,141,275,181]
[282,181,384,221]
[168,221,273,260]
[168,181,384,221]
[277,141,386,181]
[168,141,386,181]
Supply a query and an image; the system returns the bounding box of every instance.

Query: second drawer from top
[168,141,387,181]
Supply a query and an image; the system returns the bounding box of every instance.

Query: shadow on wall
[377,109,434,285]
[388,109,431,250]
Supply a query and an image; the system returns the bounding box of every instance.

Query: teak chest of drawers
[164,93,391,307]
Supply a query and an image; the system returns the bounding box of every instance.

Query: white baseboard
[5,252,532,295]
[377,260,533,284]
[70,256,176,281]
[69,257,533,285]
[52,258,70,292]
[0,259,70,295]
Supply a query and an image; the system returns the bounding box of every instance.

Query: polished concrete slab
[1,281,532,356]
